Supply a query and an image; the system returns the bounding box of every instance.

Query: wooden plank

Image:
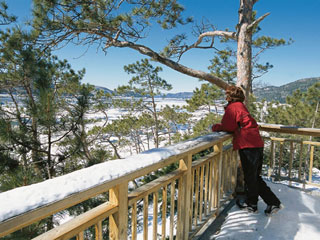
[259,123,320,137]
[176,154,192,240]
[278,142,284,178]
[227,151,231,192]
[214,143,223,212]
[308,146,315,184]
[189,169,194,229]
[303,141,320,146]
[298,142,303,181]
[213,156,219,209]
[289,142,294,185]
[162,186,167,240]
[76,231,84,240]
[268,140,274,178]
[208,160,213,212]
[116,182,129,240]
[170,182,175,240]
[204,162,209,217]
[95,221,102,240]
[33,202,117,240]
[132,203,137,240]
[177,176,183,239]
[153,192,158,240]
[199,165,205,222]
[194,167,200,226]
[232,151,238,190]
[143,196,149,240]
[128,169,184,205]
[192,151,219,168]
[109,182,128,240]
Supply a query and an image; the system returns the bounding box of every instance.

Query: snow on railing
[0,132,237,239]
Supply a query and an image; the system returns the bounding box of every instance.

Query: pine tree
[121,58,172,148]
[0,1,16,26]
[32,0,292,104]
[1,28,89,179]
[159,105,192,145]
[186,83,223,114]
[265,83,320,129]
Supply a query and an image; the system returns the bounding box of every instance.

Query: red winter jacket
[212,101,264,150]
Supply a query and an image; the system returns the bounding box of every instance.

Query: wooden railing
[1,124,319,240]
[0,132,238,239]
[259,124,320,187]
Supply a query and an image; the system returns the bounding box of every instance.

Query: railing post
[109,182,128,240]
[289,142,294,185]
[177,154,192,239]
[268,140,275,178]
[214,142,223,213]
[308,145,315,184]
[278,141,284,179]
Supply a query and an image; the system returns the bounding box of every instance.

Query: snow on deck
[211,180,320,240]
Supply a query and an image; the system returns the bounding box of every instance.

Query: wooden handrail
[0,132,234,239]
[259,123,320,137]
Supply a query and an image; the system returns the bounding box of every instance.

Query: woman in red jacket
[212,86,282,216]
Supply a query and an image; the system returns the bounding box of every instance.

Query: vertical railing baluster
[194,167,199,226]
[289,141,294,185]
[132,203,137,240]
[213,155,219,209]
[77,231,84,240]
[199,165,204,222]
[268,140,274,178]
[278,141,284,179]
[170,182,175,240]
[204,162,209,216]
[227,151,232,192]
[208,160,213,213]
[95,221,102,240]
[143,196,149,240]
[308,145,315,184]
[153,192,158,240]
[189,169,194,229]
[233,150,238,191]
[298,141,303,181]
[214,142,223,214]
[162,186,167,240]
[220,153,225,198]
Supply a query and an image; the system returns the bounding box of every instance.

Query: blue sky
[3,0,320,92]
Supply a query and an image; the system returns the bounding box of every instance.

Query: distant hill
[253,77,319,103]
[94,86,113,94]
[161,92,193,99]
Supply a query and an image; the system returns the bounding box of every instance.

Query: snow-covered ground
[211,179,320,240]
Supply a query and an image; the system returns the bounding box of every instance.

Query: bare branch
[172,30,237,60]
[110,39,230,90]
[191,30,236,49]
[247,12,270,32]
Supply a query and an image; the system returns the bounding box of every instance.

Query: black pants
[239,147,281,206]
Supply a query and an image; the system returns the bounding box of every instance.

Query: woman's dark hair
[225,86,245,103]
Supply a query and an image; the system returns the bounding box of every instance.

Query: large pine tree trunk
[235,0,255,194]
[236,0,254,106]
